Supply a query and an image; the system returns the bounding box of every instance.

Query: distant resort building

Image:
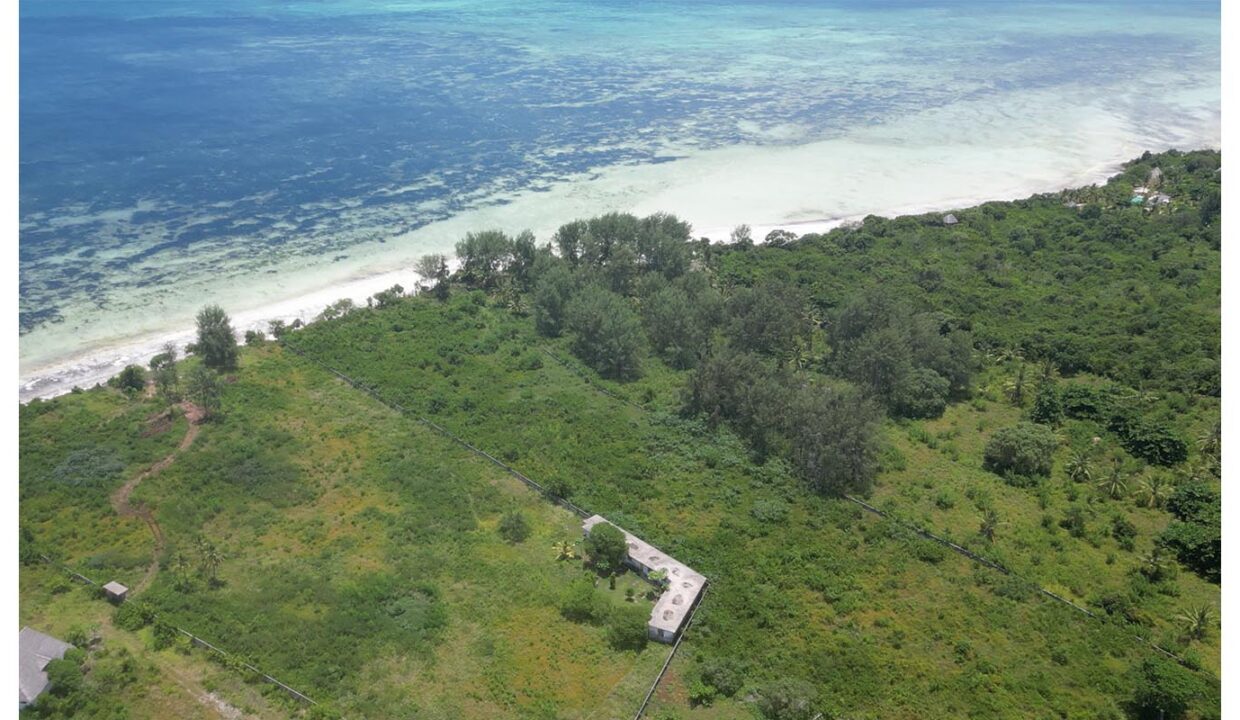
[19,627,73,707]
[942,213,959,226]
[1147,192,1172,206]
[582,515,706,643]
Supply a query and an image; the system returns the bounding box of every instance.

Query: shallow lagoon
[19,0,1220,398]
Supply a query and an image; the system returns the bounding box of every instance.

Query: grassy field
[19,290,1219,719]
[283,291,1219,719]
[20,345,668,719]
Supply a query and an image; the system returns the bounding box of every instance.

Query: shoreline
[17,148,1187,404]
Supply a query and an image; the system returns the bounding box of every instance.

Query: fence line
[632,584,709,720]
[840,496,1189,666]
[527,345,1203,672]
[37,554,320,706]
[540,348,647,413]
[281,342,721,716]
[282,343,594,519]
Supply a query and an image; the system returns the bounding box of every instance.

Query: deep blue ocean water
[19,1,1220,392]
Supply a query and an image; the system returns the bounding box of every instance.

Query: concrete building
[19,627,73,707]
[103,581,129,603]
[582,515,706,643]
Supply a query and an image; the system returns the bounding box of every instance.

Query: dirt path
[111,401,205,594]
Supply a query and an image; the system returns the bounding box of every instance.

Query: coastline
[17,147,1188,405]
[18,76,1221,403]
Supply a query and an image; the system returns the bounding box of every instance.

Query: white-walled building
[582,515,706,643]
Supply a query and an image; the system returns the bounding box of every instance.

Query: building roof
[582,515,706,636]
[19,627,73,705]
[1147,192,1171,204]
[103,581,128,595]
[942,213,959,225]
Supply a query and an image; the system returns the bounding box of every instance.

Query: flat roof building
[582,515,706,643]
[19,627,74,707]
[103,581,128,603]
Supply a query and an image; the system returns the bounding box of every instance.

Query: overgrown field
[20,347,667,719]
[20,150,1220,719]
[285,291,1220,718]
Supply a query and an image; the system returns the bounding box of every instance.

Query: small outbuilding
[942,213,959,226]
[19,627,74,707]
[1147,192,1171,206]
[103,581,129,603]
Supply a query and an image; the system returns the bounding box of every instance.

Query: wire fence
[523,343,1203,673]
[282,342,594,519]
[281,341,719,717]
[632,584,709,720]
[840,496,1191,667]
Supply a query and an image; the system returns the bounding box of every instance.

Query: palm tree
[1177,605,1212,641]
[172,552,192,591]
[1176,461,1208,485]
[1004,363,1028,406]
[1136,474,1173,509]
[1196,423,1221,473]
[552,540,577,561]
[1139,547,1174,583]
[979,509,1000,544]
[1097,462,1128,499]
[197,538,224,585]
[1064,450,1093,484]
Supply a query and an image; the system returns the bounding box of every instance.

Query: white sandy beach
[17,79,1220,402]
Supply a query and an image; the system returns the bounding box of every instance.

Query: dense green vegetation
[20,150,1220,719]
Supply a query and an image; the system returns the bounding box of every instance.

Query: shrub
[1028,383,1063,425]
[497,510,530,544]
[1111,514,1137,551]
[983,422,1059,480]
[1130,657,1212,719]
[1108,413,1188,466]
[1060,384,1110,420]
[584,522,628,575]
[1060,506,1088,538]
[755,678,818,720]
[700,658,744,698]
[891,367,950,419]
[112,365,147,394]
[605,604,649,651]
[559,576,609,623]
[114,601,156,631]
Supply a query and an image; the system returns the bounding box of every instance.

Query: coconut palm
[1003,363,1028,406]
[1139,547,1174,583]
[1177,604,1212,641]
[552,540,577,561]
[1136,474,1173,509]
[1176,461,1209,485]
[1097,463,1128,500]
[197,538,224,585]
[1064,450,1093,484]
[172,552,193,591]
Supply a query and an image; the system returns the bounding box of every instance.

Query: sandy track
[111,400,204,594]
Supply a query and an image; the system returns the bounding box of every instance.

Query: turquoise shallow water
[19,1,1220,397]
